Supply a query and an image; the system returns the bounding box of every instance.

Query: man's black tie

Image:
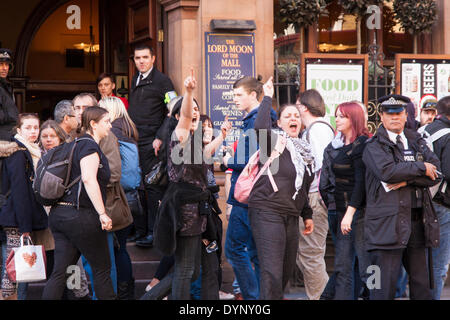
[139,73,144,84]
[396,134,404,151]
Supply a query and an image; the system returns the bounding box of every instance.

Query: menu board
[205,32,256,143]
[396,54,450,109]
[301,53,369,128]
[306,64,364,127]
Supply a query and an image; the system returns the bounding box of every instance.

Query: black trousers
[145,184,166,235]
[249,208,299,300]
[42,206,116,300]
[127,189,146,237]
[138,140,167,236]
[368,216,433,300]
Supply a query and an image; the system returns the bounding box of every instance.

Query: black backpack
[33,137,89,206]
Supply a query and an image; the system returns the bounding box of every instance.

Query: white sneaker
[219,291,235,300]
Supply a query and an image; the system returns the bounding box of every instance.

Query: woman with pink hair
[319,102,371,300]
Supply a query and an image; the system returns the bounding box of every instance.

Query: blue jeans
[432,202,450,300]
[225,205,260,300]
[82,232,117,299]
[395,266,408,298]
[190,269,202,300]
[1,241,5,282]
[232,278,240,295]
[114,225,133,282]
[328,210,338,243]
[334,210,370,300]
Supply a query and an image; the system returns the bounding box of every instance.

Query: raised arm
[253,77,276,160]
[174,68,196,144]
[254,77,274,131]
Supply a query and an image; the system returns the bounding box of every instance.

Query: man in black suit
[128,44,177,247]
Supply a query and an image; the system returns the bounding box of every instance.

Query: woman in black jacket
[0,113,48,299]
[248,77,315,300]
[319,102,370,300]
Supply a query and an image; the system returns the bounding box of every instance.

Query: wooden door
[127,0,159,86]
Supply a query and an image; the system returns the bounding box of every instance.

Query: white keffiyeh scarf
[273,129,315,200]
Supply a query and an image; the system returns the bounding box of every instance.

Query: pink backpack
[234,134,287,204]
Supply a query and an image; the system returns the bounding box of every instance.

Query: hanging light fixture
[73,0,99,54]
[73,42,100,53]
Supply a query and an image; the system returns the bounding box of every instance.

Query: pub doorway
[24,0,101,117]
[15,0,161,118]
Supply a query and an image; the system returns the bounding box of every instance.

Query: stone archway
[12,0,102,113]
[14,0,71,78]
[11,0,71,111]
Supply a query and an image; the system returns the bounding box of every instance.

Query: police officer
[0,48,19,140]
[362,94,441,300]
[127,44,177,247]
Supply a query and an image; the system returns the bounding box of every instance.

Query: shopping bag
[6,235,47,283]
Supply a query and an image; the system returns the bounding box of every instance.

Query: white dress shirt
[136,68,153,86]
[386,129,409,149]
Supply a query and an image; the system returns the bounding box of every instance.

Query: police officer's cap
[0,48,14,71]
[378,94,410,114]
[0,48,12,63]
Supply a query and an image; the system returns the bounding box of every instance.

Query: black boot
[118,278,135,300]
[128,278,135,300]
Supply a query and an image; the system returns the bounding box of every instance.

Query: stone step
[126,242,162,262]
[132,261,160,280]
[25,279,154,300]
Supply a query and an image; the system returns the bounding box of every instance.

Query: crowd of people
[0,44,449,300]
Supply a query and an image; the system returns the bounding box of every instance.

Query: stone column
[433,0,450,54]
[160,0,201,105]
[161,0,274,113]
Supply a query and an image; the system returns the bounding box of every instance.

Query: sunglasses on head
[423,102,437,109]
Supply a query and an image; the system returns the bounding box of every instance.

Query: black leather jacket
[0,78,19,140]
